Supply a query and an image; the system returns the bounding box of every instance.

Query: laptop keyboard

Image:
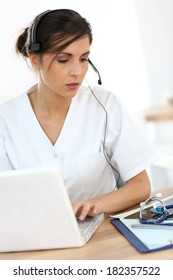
[77,217,96,235]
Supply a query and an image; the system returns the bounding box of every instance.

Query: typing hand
[72,200,100,221]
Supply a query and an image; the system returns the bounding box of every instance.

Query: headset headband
[30,10,53,52]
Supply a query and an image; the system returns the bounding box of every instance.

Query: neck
[29,86,72,118]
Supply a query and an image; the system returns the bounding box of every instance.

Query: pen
[131,224,173,229]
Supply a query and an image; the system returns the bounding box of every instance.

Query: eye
[57,59,69,64]
[80,57,89,63]
[56,54,70,64]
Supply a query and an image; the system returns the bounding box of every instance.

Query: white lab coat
[0,85,158,200]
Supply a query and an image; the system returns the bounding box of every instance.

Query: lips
[66,83,80,90]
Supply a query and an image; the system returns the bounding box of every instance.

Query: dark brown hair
[16,9,92,58]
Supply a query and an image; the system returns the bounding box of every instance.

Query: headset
[29,9,120,186]
[30,10,51,52]
[29,9,102,85]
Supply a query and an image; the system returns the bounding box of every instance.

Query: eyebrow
[58,51,90,56]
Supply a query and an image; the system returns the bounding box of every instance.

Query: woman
[0,9,158,220]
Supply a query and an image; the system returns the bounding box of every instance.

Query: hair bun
[16,27,29,57]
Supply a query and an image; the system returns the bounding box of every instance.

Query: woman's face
[31,36,90,99]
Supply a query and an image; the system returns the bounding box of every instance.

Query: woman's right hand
[72,199,102,221]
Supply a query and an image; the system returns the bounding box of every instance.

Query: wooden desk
[0,188,173,260]
[144,103,173,122]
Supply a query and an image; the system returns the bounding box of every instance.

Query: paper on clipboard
[121,218,173,250]
[111,194,173,251]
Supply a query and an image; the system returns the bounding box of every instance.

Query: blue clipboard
[111,218,173,253]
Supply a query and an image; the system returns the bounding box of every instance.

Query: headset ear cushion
[30,42,42,52]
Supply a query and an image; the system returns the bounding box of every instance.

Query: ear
[28,53,40,69]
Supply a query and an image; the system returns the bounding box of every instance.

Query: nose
[69,62,83,77]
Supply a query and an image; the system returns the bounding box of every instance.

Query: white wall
[134,0,173,105]
[134,0,173,149]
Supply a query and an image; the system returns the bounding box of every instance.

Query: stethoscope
[139,193,173,225]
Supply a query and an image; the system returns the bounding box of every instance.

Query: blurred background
[1,0,173,190]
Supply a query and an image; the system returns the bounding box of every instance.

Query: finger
[72,201,84,215]
[89,205,98,216]
[78,202,92,221]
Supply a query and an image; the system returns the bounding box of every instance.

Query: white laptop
[0,167,104,252]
